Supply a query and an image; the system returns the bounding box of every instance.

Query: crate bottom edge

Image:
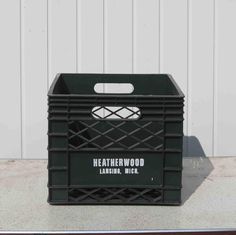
[47,200,181,206]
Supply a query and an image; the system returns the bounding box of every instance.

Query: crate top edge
[48,93,184,99]
[48,73,185,98]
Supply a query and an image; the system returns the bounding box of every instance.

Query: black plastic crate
[48,74,184,205]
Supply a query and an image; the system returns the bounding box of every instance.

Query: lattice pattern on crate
[91,106,141,119]
[68,120,164,150]
[68,188,162,203]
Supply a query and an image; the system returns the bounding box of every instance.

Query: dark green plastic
[48,73,184,205]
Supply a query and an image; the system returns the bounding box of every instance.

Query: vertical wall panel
[0,0,21,159]
[214,0,236,156]
[134,0,160,73]
[1,0,236,158]
[104,0,132,118]
[77,0,104,73]
[104,0,133,73]
[160,0,188,155]
[48,0,77,84]
[21,0,48,159]
[188,0,214,156]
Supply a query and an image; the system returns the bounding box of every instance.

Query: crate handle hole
[94,83,134,94]
[92,106,141,120]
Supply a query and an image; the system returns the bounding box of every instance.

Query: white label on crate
[93,158,144,175]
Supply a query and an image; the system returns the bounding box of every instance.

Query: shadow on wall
[184,136,206,157]
[181,136,214,204]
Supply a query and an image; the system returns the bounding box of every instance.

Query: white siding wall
[0,0,235,159]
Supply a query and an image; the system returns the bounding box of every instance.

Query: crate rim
[48,73,185,98]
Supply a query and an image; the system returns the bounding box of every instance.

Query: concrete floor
[0,157,236,232]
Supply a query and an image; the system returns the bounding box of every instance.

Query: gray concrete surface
[0,157,236,231]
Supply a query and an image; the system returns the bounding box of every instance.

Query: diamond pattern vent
[68,119,164,150]
[69,188,162,204]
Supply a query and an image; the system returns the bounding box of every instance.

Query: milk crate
[48,74,184,205]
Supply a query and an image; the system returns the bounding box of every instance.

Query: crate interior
[51,74,182,96]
